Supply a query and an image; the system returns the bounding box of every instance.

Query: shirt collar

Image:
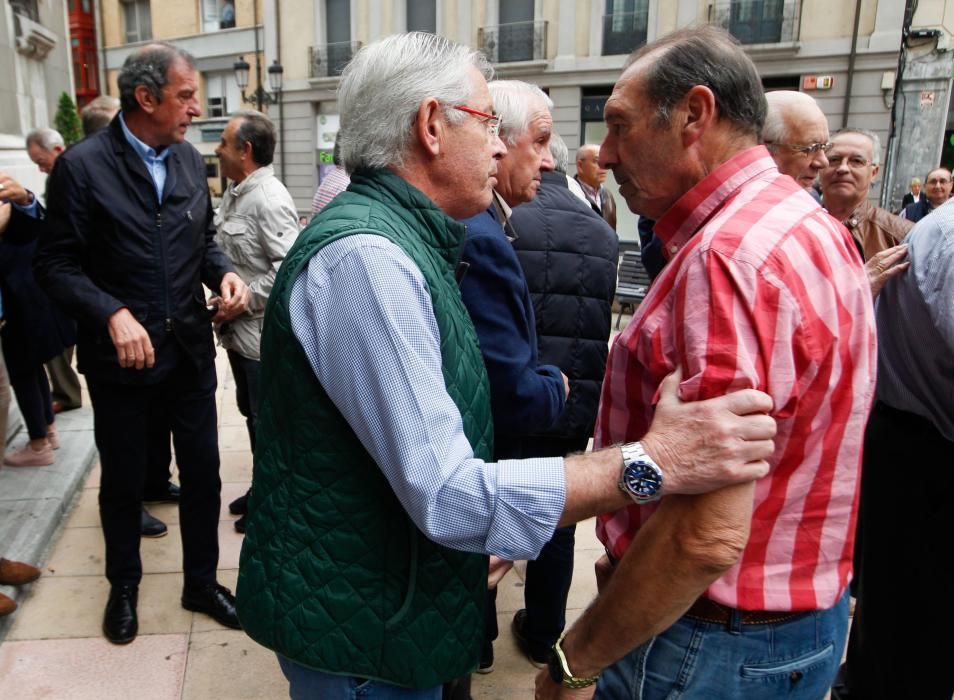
[577,177,601,202]
[119,113,172,164]
[230,164,273,197]
[653,145,777,259]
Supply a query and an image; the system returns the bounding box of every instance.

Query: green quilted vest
[236,169,494,689]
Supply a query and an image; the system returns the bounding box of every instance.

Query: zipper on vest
[156,211,173,332]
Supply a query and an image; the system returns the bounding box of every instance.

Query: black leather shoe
[181,582,241,629]
[141,507,168,538]
[228,491,249,515]
[143,482,181,504]
[103,585,138,644]
[233,514,247,534]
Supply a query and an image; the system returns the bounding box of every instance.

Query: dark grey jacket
[510,170,618,443]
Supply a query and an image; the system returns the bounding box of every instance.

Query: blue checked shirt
[289,234,566,560]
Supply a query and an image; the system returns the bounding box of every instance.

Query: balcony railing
[478,20,547,64]
[602,9,649,56]
[310,40,362,79]
[708,0,799,45]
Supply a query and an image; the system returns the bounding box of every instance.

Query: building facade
[82,1,954,233]
[0,0,74,193]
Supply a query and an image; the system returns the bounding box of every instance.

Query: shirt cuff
[484,456,566,560]
[12,194,39,219]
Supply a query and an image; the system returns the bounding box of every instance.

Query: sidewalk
[0,352,605,699]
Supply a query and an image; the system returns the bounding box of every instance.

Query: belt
[684,597,809,625]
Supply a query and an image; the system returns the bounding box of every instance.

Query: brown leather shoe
[0,593,16,617]
[0,558,41,586]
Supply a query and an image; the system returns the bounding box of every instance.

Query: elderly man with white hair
[762,90,831,195]
[234,32,777,698]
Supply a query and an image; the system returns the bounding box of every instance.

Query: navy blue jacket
[35,116,233,385]
[510,171,618,446]
[0,204,73,375]
[458,201,565,459]
[904,198,935,224]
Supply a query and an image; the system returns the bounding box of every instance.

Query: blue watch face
[622,462,662,499]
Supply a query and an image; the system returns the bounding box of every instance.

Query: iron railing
[602,9,649,56]
[310,40,362,79]
[708,0,800,45]
[478,20,547,64]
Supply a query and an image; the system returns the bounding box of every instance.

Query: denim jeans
[277,656,441,700]
[596,590,849,699]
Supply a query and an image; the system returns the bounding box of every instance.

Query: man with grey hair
[25,128,65,175]
[575,144,616,230]
[35,41,248,645]
[235,32,776,698]
[213,110,299,533]
[507,130,619,667]
[820,128,911,296]
[81,95,120,136]
[457,79,566,673]
[763,90,830,196]
[903,166,952,223]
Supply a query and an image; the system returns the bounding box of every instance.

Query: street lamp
[232,55,283,111]
[232,56,287,183]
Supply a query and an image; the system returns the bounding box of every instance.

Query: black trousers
[843,402,954,700]
[9,364,54,440]
[89,357,221,587]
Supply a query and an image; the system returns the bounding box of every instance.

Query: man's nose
[540,147,555,172]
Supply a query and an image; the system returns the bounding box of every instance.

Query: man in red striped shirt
[536,27,876,700]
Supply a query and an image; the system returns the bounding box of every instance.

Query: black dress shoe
[181,582,241,629]
[143,482,181,504]
[233,514,247,534]
[228,491,250,515]
[141,507,168,538]
[103,585,138,644]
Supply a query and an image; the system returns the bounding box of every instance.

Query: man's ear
[414,97,444,158]
[135,85,158,114]
[680,85,717,147]
[871,163,881,178]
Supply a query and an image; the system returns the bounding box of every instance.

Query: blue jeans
[277,656,441,700]
[596,591,849,699]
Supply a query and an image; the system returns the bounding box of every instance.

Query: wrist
[556,629,602,681]
[638,433,677,496]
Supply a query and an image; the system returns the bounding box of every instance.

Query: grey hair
[832,127,882,166]
[549,132,569,173]
[337,32,492,173]
[762,91,825,149]
[627,26,766,139]
[489,80,553,146]
[118,42,196,113]
[232,110,277,166]
[81,95,120,136]
[910,176,921,187]
[575,143,599,163]
[25,128,64,151]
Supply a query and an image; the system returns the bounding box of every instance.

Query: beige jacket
[213,165,299,360]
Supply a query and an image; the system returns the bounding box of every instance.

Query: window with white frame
[122,0,152,43]
[204,70,241,118]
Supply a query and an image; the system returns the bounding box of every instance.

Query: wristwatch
[547,631,600,689]
[618,441,663,503]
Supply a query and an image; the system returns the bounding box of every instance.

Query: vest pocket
[384,521,418,629]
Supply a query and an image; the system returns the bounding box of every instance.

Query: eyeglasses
[767,141,833,156]
[926,177,952,185]
[826,154,872,169]
[453,105,502,138]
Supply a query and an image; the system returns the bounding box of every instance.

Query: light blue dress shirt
[288,233,566,561]
[119,113,171,201]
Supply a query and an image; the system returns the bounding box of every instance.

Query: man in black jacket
[35,42,248,645]
[508,133,619,665]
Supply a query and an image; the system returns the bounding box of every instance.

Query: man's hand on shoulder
[641,369,777,496]
[212,272,250,322]
[865,244,909,299]
[107,308,155,370]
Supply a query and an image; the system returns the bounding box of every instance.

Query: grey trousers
[45,346,81,409]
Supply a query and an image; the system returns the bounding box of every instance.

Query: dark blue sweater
[458,202,565,459]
